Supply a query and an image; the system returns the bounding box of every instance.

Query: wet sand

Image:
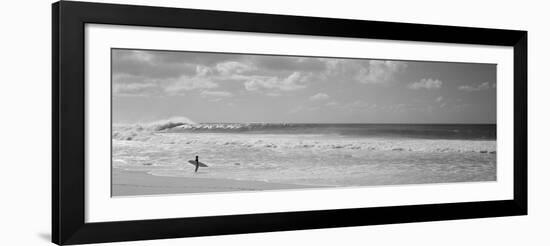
[112,168,321,196]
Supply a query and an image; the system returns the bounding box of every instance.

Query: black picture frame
[52,1,527,245]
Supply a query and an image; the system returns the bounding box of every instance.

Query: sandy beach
[112,168,321,196]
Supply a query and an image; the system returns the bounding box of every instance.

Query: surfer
[188,157,208,171]
[194,155,199,173]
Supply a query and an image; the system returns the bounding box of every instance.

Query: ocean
[112,122,496,187]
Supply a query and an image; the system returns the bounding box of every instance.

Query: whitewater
[112,118,496,187]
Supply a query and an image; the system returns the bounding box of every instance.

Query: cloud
[458,82,491,91]
[435,96,446,108]
[323,59,407,84]
[337,100,377,112]
[112,49,250,81]
[356,61,408,84]
[164,76,218,95]
[244,72,307,91]
[112,71,220,97]
[348,100,372,108]
[388,104,407,112]
[112,74,161,97]
[113,49,415,100]
[252,56,327,72]
[112,73,146,84]
[200,90,233,97]
[408,78,442,90]
[309,93,330,101]
[112,50,197,79]
[195,65,213,77]
[216,61,252,75]
[113,83,159,97]
[126,50,154,63]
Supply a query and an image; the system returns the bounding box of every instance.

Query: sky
[112,49,496,124]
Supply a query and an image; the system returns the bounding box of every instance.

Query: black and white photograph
[1,0,542,245]
[111,48,497,196]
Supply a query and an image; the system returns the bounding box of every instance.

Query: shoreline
[112,168,323,196]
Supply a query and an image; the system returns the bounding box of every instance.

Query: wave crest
[112,116,195,140]
[146,116,196,131]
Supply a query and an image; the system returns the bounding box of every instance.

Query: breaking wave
[112,116,195,141]
[113,120,496,141]
[112,119,497,188]
[112,117,496,153]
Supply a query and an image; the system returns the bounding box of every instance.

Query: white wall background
[0,0,547,245]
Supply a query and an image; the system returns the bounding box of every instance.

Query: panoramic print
[111,49,497,196]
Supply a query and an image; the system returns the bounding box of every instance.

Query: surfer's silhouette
[194,155,199,173]
[188,156,208,172]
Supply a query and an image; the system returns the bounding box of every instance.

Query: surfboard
[188,160,208,167]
